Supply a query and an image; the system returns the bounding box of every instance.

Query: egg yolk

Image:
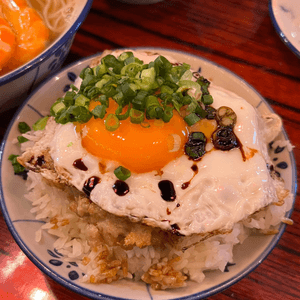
[80,100,189,173]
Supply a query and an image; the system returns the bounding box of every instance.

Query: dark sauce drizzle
[236,135,247,161]
[182,164,199,190]
[83,176,100,197]
[211,127,246,161]
[113,180,129,196]
[35,155,45,167]
[170,223,184,236]
[158,180,176,201]
[73,158,88,171]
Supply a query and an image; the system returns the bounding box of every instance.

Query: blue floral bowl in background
[0,0,93,112]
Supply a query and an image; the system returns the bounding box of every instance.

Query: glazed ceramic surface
[0,49,296,300]
[0,0,93,112]
[269,0,300,58]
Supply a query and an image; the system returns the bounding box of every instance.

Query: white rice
[24,170,293,289]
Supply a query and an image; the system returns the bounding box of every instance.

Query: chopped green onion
[177,80,202,101]
[114,166,131,181]
[67,106,92,123]
[216,106,237,127]
[94,94,108,105]
[105,114,120,131]
[180,69,193,81]
[205,106,216,119]
[95,78,110,89]
[202,94,213,105]
[17,136,28,143]
[18,122,31,133]
[11,162,25,174]
[184,113,200,126]
[70,84,78,92]
[118,51,134,62]
[8,154,19,164]
[156,76,165,86]
[32,116,49,131]
[187,99,198,113]
[162,107,173,123]
[56,106,92,124]
[130,109,145,124]
[139,67,156,91]
[146,95,160,108]
[189,132,206,143]
[8,154,25,174]
[63,91,76,106]
[100,85,117,98]
[195,104,208,119]
[49,52,214,130]
[92,105,107,119]
[116,105,131,120]
[121,62,143,77]
[121,82,136,99]
[81,73,98,90]
[52,102,66,115]
[93,63,107,77]
[75,94,90,107]
[154,56,172,77]
[79,67,93,80]
[124,56,144,66]
[132,91,147,110]
[160,85,173,95]
[155,106,164,119]
[101,54,124,74]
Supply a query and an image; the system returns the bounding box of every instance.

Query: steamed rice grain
[24,170,292,290]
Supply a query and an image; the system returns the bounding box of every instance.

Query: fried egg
[21,50,285,236]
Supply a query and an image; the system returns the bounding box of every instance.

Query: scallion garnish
[114,166,131,181]
[51,52,214,129]
[8,154,25,174]
[105,114,120,131]
[52,102,66,115]
[130,108,145,124]
[184,113,201,126]
[17,136,28,143]
[92,104,107,119]
[32,116,49,131]
[202,94,213,105]
[18,122,31,133]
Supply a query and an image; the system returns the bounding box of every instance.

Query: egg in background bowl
[0,0,93,112]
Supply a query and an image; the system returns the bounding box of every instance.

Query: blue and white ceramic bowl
[0,0,93,112]
[0,48,297,299]
[269,0,300,58]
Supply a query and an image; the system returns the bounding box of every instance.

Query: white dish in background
[0,48,296,300]
[269,0,300,57]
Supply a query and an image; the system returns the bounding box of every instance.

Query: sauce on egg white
[49,87,276,236]
[48,50,277,236]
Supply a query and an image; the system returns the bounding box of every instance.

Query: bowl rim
[0,0,94,86]
[0,47,297,300]
[268,0,300,59]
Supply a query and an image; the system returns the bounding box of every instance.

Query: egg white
[48,72,279,236]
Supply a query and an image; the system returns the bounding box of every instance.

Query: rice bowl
[0,48,296,300]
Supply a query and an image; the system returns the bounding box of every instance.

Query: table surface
[1,0,300,299]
